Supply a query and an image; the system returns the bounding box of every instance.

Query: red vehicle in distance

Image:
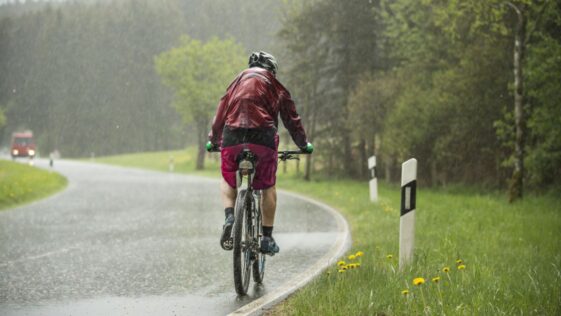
[11,131,36,160]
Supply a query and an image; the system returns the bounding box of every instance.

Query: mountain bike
[208,146,308,295]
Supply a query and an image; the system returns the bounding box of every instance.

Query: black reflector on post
[400,180,417,216]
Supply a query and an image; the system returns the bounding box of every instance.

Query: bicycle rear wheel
[233,189,252,295]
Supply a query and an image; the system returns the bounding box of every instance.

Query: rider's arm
[209,94,229,145]
[278,90,308,149]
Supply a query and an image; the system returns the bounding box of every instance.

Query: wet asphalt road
[0,159,340,315]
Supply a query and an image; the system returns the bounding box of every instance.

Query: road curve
[0,159,350,315]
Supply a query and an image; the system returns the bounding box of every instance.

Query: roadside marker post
[399,158,417,270]
[368,156,378,202]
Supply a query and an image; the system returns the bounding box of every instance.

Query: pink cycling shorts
[221,142,278,190]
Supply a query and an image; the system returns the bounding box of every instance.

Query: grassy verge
[0,160,68,211]
[94,149,220,177]
[272,178,560,315]
[96,149,561,315]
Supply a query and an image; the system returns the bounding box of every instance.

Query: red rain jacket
[209,67,308,148]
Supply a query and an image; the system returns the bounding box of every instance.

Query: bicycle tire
[252,202,265,283]
[233,189,252,295]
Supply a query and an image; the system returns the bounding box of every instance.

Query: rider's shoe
[220,214,234,251]
[260,236,280,255]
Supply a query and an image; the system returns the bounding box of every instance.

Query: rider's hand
[301,142,314,154]
[206,141,218,152]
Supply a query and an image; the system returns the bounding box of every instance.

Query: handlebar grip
[205,141,220,152]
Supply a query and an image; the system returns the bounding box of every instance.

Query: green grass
[272,179,561,315]
[95,149,561,315]
[94,149,221,177]
[0,160,68,211]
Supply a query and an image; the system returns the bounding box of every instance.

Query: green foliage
[0,0,284,157]
[155,35,245,169]
[384,81,436,162]
[347,72,400,154]
[0,107,5,128]
[378,0,513,185]
[2,0,560,191]
[279,0,381,177]
[0,160,67,210]
[180,0,283,52]
[155,36,245,125]
[0,0,188,156]
[525,5,561,187]
[279,0,561,191]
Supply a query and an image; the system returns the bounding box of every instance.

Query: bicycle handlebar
[207,147,311,161]
[277,150,310,161]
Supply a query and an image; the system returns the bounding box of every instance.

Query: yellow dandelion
[356,251,364,257]
[338,269,346,273]
[458,264,466,270]
[341,266,348,271]
[432,276,441,283]
[337,261,346,267]
[348,254,356,260]
[456,259,463,265]
[442,267,450,273]
[413,277,425,286]
[347,264,355,269]
[401,289,409,296]
[386,254,393,260]
[356,263,361,268]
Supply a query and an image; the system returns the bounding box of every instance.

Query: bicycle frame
[208,146,309,295]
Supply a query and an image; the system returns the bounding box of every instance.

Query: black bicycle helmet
[248,51,278,75]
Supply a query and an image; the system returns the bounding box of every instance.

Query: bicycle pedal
[222,238,233,250]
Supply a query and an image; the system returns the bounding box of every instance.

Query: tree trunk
[506,2,526,202]
[304,95,318,182]
[385,155,392,182]
[342,131,354,176]
[431,160,438,187]
[196,118,208,170]
[358,138,368,180]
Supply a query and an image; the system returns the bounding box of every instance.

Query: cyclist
[207,51,313,255]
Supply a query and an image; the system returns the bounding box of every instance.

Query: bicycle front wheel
[233,189,252,295]
[252,204,265,284]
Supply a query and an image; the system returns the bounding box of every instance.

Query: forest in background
[278,0,560,194]
[0,0,281,156]
[1,0,559,194]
